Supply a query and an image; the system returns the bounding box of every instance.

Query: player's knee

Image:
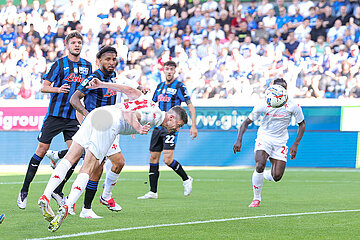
[150,153,161,163]
[36,144,49,157]
[255,163,266,173]
[112,159,124,173]
[273,173,283,182]
[163,157,173,166]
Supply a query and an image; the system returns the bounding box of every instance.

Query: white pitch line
[2,178,360,185]
[27,209,360,240]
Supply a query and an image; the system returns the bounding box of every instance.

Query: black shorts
[38,116,80,144]
[149,127,178,152]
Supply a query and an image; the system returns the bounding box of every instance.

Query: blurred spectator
[0,0,359,101]
[201,0,218,18]
[336,5,351,26]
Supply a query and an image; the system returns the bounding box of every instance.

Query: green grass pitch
[1,169,360,239]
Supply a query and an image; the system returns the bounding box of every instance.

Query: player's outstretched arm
[233,118,253,154]
[123,111,151,135]
[87,78,142,100]
[289,120,306,160]
[187,102,198,139]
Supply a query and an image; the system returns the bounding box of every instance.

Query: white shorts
[72,107,122,162]
[254,138,288,162]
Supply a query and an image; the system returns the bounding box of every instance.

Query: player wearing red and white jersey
[38,80,188,232]
[233,78,306,208]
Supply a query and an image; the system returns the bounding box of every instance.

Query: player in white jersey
[38,79,188,232]
[233,78,306,208]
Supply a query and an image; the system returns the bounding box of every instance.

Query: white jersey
[73,96,165,161]
[113,96,165,135]
[248,99,304,145]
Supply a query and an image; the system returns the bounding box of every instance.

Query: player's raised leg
[249,150,269,207]
[265,158,287,182]
[49,149,98,232]
[38,142,83,221]
[46,149,69,169]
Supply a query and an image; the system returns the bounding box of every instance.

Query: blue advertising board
[0,106,357,168]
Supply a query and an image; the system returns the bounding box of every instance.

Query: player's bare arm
[41,80,70,94]
[233,118,253,154]
[123,111,151,135]
[70,90,89,118]
[87,78,142,100]
[289,120,306,160]
[186,101,198,139]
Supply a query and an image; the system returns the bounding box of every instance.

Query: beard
[70,50,80,57]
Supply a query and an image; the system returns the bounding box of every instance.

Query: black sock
[149,163,159,193]
[168,160,188,181]
[21,154,43,193]
[58,150,68,159]
[84,180,99,209]
[54,162,77,194]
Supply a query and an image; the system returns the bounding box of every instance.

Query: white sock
[104,158,113,174]
[66,173,89,207]
[43,159,72,199]
[252,170,264,201]
[102,170,119,200]
[264,169,275,182]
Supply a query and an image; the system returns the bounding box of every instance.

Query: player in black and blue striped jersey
[138,60,198,200]
[69,46,124,218]
[18,31,92,210]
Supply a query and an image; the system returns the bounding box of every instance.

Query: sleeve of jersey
[152,88,158,102]
[248,104,264,122]
[177,84,191,103]
[293,104,305,124]
[42,61,59,83]
[77,75,93,95]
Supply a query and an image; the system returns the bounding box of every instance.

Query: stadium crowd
[0,0,360,100]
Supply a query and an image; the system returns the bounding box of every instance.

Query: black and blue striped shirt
[77,69,117,112]
[152,79,191,111]
[43,56,92,119]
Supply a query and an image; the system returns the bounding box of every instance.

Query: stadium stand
[0,0,359,100]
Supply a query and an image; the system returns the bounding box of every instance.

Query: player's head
[163,61,177,82]
[65,31,83,57]
[273,78,287,90]
[164,106,188,132]
[96,46,118,75]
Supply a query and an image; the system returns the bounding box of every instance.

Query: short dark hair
[163,60,177,68]
[96,46,117,59]
[65,31,83,45]
[169,106,188,125]
[274,78,287,89]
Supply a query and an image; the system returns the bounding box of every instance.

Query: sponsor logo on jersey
[265,113,287,118]
[104,88,117,97]
[165,88,177,95]
[79,66,89,75]
[65,73,85,83]
[157,94,171,102]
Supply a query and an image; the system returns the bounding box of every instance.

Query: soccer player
[69,46,123,218]
[0,214,4,224]
[17,31,92,209]
[233,78,306,207]
[38,85,188,232]
[137,60,198,200]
